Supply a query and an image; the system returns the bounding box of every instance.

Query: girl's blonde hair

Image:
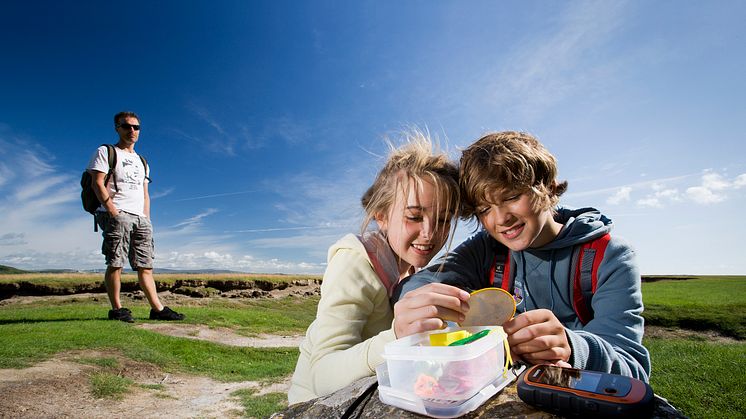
[361,129,460,234]
[460,131,568,219]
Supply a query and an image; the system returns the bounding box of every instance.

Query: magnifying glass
[459,287,516,326]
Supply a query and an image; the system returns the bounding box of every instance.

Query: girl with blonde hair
[288,129,464,404]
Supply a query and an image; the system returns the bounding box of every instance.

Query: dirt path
[138,323,304,347]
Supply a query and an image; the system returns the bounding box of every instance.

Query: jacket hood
[539,207,613,250]
[329,232,401,298]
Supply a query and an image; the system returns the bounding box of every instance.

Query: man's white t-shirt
[86,146,150,217]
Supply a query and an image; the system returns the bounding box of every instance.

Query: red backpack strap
[572,233,611,325]
[488,249,513,292]
[500,251,512,291]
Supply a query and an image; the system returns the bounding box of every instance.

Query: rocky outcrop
[273,377,685,419]
[0,278,321,300]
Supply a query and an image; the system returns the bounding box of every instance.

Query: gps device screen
[536,367,602,392]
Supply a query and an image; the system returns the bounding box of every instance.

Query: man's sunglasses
[117,123,141,131]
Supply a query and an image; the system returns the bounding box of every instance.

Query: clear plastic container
[382,326,504,404]
[375,326,524,418]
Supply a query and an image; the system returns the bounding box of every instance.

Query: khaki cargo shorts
[96,211,154,270]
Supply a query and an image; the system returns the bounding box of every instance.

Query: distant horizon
[1,2,745,275]
[2,263,743,278]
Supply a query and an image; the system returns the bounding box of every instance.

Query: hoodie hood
[327,232,401,298]
[539,207,613,250]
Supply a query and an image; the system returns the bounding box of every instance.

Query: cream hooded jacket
[288,232,399,404]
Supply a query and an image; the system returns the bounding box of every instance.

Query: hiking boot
[108,307,135,323]
[150,306,185,321]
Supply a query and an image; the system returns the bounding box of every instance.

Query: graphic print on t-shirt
[120,156,143,190]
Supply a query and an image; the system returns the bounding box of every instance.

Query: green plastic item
[448,329,491,346]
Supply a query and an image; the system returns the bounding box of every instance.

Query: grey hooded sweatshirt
[393,207,651,381]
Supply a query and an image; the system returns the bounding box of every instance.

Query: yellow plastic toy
[429,330,471,346]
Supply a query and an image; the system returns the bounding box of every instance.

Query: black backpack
[81,144,148,231]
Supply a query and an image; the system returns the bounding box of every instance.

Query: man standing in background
[87,111,184,322]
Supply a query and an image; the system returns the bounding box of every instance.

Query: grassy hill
[0,264,28,274]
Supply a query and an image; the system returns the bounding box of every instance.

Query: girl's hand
[393,283,470,338]
[503,309,571,365]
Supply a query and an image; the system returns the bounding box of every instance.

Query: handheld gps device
[517,364,654,417]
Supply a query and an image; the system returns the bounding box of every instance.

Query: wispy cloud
[566,174,694,200]
[171,128,236,156]
[233,224,340,233]
[183,104,319,158]
[606,186,632,205]
[172,189,259,202]
[488,2,628,120]
[599,170,746,208]
[156,249,325,273]
[150,187,174,200]
[189,102,227,136]
[0,163,13,187]
[170,208,219,230]
[0,232,27,246]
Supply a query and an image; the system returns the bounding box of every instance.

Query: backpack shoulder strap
[138,154,151,183]
[103,144,118,192]
[487,245,514,292]
[571,233,612,325]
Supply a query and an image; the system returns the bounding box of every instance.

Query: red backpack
[487,233,611,325]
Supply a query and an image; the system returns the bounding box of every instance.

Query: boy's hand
[503,309,571,365]
[393,283,470,338]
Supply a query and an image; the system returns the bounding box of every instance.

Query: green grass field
[0,295,317,418]
[0,274,744,418]
[642,276,746,418]
[643,276,746,339]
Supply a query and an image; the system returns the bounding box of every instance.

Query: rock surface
[274,376,685,419]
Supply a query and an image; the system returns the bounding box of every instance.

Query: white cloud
[685,186,725,204]
[656,189,681,200]
[679,170,744,205]
[636,197,662,208]
[606,186,632,205]
[157,249,325,274]
[701,172,730,190]
[576,170,743,209]
[732,173,746,188]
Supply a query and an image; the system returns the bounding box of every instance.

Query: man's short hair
[459,131,568,219]
[114,111,140,125]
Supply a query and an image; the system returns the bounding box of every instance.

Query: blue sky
[1,1,744,275]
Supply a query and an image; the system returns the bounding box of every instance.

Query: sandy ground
[138,323,304,347]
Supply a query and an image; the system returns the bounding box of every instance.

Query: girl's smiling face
[476,191,562,251]
[377,177,452,277]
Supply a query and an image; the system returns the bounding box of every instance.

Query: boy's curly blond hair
[459,131,567,219]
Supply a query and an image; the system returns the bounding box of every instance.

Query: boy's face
[476,191,560,251]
